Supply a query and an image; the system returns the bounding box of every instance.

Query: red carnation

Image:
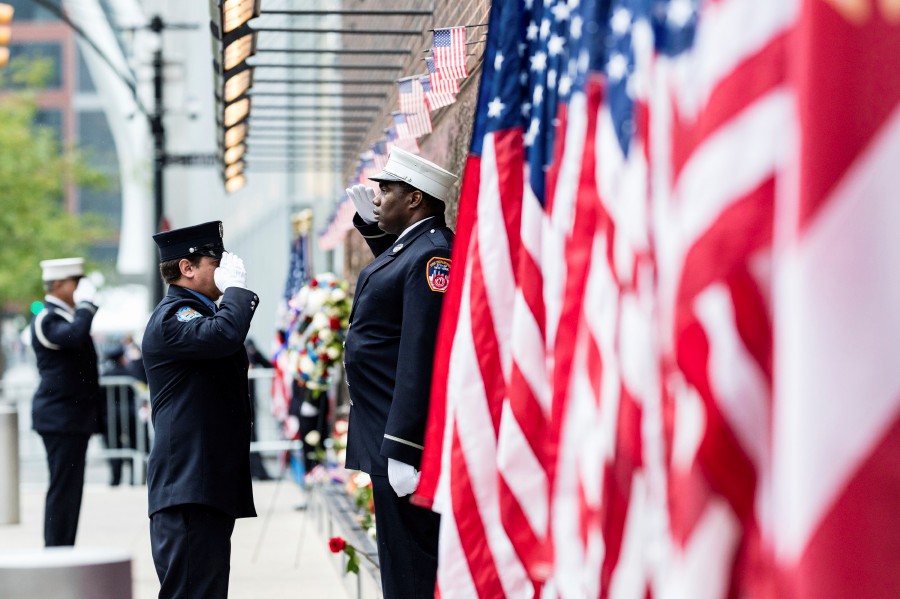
[328,537,346,553]
[330,317,341,330]
[310,279,319,287]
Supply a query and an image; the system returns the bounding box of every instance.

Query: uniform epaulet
[424,227,452,250]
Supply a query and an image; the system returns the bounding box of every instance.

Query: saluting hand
[346,184,377,224]
[73,277,99,306]
[214,252,247,293]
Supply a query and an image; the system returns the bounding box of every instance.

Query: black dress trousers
[150,504,236,599]
[371,474,441,599]
[40,432,90,547]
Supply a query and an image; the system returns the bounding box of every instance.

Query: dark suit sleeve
[380,246,451,468]
[160,288,259,360]
[34,304,97,350]
[354,213,397,258]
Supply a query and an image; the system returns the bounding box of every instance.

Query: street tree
[0,59,107,377]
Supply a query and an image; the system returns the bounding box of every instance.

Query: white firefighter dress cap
[40,257,85,282]
[369,146,458,202]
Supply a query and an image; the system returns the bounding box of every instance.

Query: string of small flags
[318,24,484,250]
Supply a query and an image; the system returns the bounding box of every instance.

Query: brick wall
[339,0,491,283]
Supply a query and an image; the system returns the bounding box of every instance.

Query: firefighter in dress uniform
[343,147,458,598]
[30,257,101,547]
[141,221,259,599]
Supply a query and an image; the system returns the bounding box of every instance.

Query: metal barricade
[98,376,150,485]
[248,368,302,460]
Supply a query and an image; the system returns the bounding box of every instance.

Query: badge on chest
[426,257,451,293]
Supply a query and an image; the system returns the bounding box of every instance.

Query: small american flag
[317,198,356,251]
[433,26,468,80]
[398,77,427,114]
[385,126,420,154]
[393,111,432,140]
[359,151,376,180]
[426,56,461,95]
[371,140,388,171]
[421,75,456,111]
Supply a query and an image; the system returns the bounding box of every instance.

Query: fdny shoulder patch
[426,256,451,293]
[176,306,202,322]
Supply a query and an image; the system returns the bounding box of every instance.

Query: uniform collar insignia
[392,243,404,253]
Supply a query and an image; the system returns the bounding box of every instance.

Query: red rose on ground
[328,537,346,553]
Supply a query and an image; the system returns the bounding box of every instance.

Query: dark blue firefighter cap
[153,221,226,262]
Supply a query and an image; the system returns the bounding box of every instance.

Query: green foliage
[0,63,108,311]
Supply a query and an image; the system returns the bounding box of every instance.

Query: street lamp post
[151,46,165,302]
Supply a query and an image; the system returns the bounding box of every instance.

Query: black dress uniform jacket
[142,285,259,519]
[344,214,453,475]
[31,298,101,434]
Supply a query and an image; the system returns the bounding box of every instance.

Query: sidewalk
[0,479,352,599]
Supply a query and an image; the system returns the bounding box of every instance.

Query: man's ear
[407,188,424,209]
[178,258,194,279]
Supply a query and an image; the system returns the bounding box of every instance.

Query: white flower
[326,346,341,360]
[367,527,377,541]
[318,328,334,343]
[331,288,346,302]
[334,420,349,435]
[353,472,371,487]
[299,355,316,375]
[304,430,321,446]
[311,312,330,331]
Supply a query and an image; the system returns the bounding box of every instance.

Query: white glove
[214,251,247,293]
[346,184,377,224]
[73,278,98,305]
[388,458,420,497]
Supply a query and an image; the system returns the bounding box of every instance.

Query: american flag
[371,140,388,171]
[766,2,900,597]
[433,26,468,80]
[283,226,310,301]
[426,56,462,95]
[393,110,432,140]
[416,0,595,594]
[421,75,456,111]
[398,76,427,114]
[417,0,900,597]
[385,125,420,154]
[317,198,356,251]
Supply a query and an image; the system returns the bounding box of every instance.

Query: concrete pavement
[0,479,352,599]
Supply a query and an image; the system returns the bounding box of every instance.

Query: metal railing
[98,376,151,485]
[1,367,299,485]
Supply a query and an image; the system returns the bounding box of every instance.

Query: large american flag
[417,0,900,597]
[416,0,594,595]
[433,26,469,80]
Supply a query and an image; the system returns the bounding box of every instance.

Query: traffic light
[0,3,13,69]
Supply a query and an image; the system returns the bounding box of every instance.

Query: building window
[77,111,122,229]
[5,0,60,22]
[77,50,96,93]
[34,108,63,147]
[4,42,63,89]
